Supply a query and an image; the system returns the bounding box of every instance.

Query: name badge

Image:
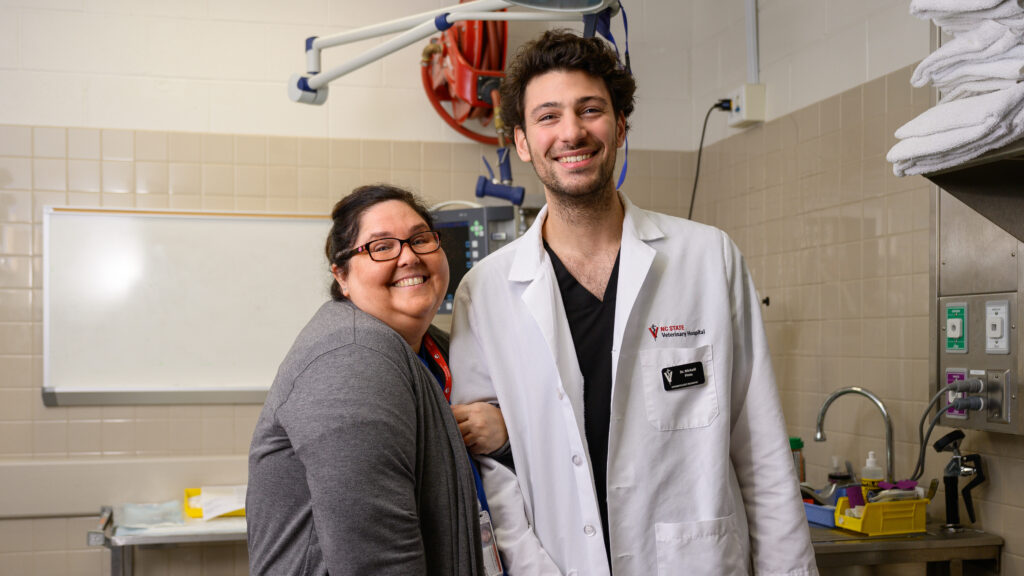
[479,509,504,576]
[662,362,705,391]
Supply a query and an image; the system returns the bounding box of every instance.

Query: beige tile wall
[692,64,931,478]
[694,64,1024,575]
[2,64,1023,575]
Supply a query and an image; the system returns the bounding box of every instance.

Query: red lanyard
[422,334,452,403]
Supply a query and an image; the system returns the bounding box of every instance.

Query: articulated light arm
[288,0,619,105]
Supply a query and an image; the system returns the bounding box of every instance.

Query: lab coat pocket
[640,345,718,430]
[654,515,744,576]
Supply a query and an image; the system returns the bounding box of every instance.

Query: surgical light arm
[289,0,619,105]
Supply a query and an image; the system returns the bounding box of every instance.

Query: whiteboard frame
[42,207,331,406]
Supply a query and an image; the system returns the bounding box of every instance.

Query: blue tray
[804,502,836,528]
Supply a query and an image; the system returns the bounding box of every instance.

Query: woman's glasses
[343,230,441,262]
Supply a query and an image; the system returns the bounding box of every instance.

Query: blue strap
[617,136,629,191]
[592,3,630,74]
[592,1,631,189]
[470,458,490,511]
[417,349,491,514]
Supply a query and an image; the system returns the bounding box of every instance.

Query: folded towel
[891,126,1010,174]
[926,44,1024,87]
[934,13,1024,35]
[889,118,1011,162]
[891,121,1015,174]
[940,78,1020,102]
[912,21,1024,87]
[930,53,1024,88]
[911,0,1008,12]
[912,0,1023,20]
[894,82,1024,138]
[890,93,1024,175]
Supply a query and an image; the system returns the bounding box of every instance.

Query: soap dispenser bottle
[861,451,884,494]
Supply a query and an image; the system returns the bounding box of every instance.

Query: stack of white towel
[888,0,1024,176]
[912,0,1024,34]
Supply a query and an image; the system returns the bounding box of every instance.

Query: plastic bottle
[827,456,853,485]
[861,451,884,494]
[823,456,854,505]
[789,437,805,482]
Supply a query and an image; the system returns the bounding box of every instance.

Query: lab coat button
[572,454,583,466]
[557,389,565,400]
[583,524,596,536]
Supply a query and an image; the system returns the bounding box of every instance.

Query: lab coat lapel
[612,194,661,380]
[509,207,587,438]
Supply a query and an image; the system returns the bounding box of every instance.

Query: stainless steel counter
[88,507,246,576]
[811,524,1003,575]
[90,504,1003,576]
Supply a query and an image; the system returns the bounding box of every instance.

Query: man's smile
[558,152,594,164]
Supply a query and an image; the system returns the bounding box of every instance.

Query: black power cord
[688,98,732,220]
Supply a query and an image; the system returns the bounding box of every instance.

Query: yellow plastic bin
[183,488,246,519]
[833,496,927,536]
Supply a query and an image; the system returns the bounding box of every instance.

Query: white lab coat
[450,194,818,576]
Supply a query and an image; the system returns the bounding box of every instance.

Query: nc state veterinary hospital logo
[647,321,705,340]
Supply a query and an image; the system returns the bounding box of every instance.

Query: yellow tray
[833,496,927,536]
[183,488,245,519]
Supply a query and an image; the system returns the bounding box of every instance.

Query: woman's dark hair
[499,29,636,134]
[325,184,434,301]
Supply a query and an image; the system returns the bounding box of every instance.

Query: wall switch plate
[946,368,968,419]
[945,302,967,353]
[727,83,766,128]
[985,299,1010,354]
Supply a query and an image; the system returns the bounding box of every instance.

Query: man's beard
[532,146,618,221]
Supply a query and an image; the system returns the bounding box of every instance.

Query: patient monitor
[433,205,515,314]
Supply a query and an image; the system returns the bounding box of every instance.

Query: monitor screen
[430,204,513,313]
[436,221,471,301]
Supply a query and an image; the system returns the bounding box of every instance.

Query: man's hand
[450,402,508,455]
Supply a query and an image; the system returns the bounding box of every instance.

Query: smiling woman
[328,194,450,351]
[246,184,495,576]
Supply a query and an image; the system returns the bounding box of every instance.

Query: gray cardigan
[247,300,484,576]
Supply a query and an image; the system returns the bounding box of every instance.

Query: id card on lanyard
[421,335,505,576]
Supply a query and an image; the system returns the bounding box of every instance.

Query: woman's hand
[450,402,508,455]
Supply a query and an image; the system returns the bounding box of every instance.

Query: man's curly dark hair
[499,29,636,134]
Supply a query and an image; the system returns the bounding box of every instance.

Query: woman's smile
[393,275,427,288]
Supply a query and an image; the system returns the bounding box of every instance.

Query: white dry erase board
[43,207,332,406]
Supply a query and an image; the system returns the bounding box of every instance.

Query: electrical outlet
[986,369,1010,424]
[727,83,766,128]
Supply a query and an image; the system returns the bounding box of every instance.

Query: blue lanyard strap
[584,1,631,189]
[417,339,490,513]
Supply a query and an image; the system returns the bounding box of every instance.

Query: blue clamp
[297,77,316,94]
[305,36,318,51]
[475,176,524,206]
[434,13,453,31]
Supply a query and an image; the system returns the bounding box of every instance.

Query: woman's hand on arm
[450,402,508,455]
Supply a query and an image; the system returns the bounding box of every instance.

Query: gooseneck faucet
[815,386,895,483]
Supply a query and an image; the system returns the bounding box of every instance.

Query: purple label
[946,371,966,416]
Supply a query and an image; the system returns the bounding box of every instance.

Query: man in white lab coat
[450,30,818,576]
